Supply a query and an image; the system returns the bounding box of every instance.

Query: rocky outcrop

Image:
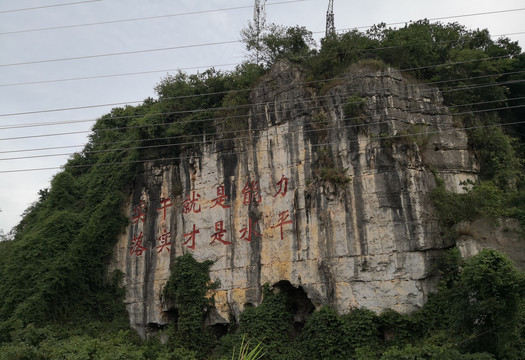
[457,217,525,271]
[108,61,478,338]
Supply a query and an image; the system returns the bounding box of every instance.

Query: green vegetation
[342,94,367,124]
[231,336,264,360]
[212,249,524,359]
[314,147,352,185]
[430,124,525,232]
[0,18,524,360]
[162,253,218,357]
[241,23,315,67]
[0,250,522,359]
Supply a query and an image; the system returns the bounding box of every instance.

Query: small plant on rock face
[343,94,367,125]
[397,123,432,149]
[318,167,352,185]
[314,147,352,185]
[311,112,329,130]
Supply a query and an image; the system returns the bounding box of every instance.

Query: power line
[2,72,522,130]
[441,79,525,93]
[0,144,84,155]
[0,0,101,14]
[3,104,525,163]
[0,40,240,68]
[0,63,240,88]
[1,4,524,68]
[0,77,522,155]
[1,100,524,164]
[1,77,523,143]
[0,46,522,158]
[1,116,524,174]
[0,54,519,118]
[0,78,523,136]
[0,29,522,88]
[1,3,522,38]
[339,7,525,32]
[0,0,305,35]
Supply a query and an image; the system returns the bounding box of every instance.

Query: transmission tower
[326,0,335,37]
[254,0,267,35]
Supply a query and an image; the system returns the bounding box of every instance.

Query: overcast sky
[0,0,524,232]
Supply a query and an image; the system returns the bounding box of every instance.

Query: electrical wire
[0,144,84,155]
[0,63,240,88]
[1,54,520,118]
[337,7,525,32]
[1,102,524,167]
[0,40,240,68]
[1,116,524,174]
[3,74,524,130]
[0,6,523,170]
[0,0,306,35]
[1,80,523,143]
[0,77,523,150]
[1,4,523,68]
[0,0,101,14]
[2,31,524,89]
[2,103,525,162]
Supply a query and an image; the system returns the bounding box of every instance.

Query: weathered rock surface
[457,217,525,271]
[108,61,479,338]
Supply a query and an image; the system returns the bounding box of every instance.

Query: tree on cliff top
[241,23,315,67]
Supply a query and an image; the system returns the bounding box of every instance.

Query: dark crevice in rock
[273,280,315,337]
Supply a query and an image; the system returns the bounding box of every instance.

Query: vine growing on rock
[163,253,218,358]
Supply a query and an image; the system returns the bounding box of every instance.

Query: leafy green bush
[452,249,525,358]
[296,306,350,359]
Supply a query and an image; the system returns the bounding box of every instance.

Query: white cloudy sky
[0,0,524,232]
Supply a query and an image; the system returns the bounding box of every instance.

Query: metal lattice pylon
[326,0,335,37]
[254,0,267,35]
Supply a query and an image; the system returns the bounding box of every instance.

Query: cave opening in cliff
[210,323,229,338]
[163,307,179,325]
[273,280,315,336]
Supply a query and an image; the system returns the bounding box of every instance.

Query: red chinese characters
[273,175,289,198]
[157,198,172,221]
[239,218,260,242]
[156,229,171,253]
[210,221,231,245]
[182,191,201,214]
[131,201,146,224]
[210,185,230,209]
[130,232,147,256]
[183,224,199,250]
[271,210,293,240]
[242,180,262,205]
[125,174,296,255]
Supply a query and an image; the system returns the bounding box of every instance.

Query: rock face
[108,61,478,338]
[457,218,525,272]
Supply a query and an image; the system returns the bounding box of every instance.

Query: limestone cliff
[108,61,479,338]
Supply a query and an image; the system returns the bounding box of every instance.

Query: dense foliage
[162,253,218,357]
[0,19,524,359]
[215,249,524,360]
[1,249,522,359]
